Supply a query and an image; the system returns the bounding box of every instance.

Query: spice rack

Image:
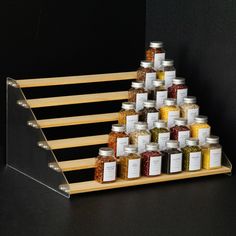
[6,71,232,198]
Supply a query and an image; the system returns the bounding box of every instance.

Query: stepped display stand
[6,72,232,198]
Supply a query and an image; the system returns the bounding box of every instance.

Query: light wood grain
[17,71,136,88]
[68,166,231,194]
[58,158,96,171]
[27,91,128,108]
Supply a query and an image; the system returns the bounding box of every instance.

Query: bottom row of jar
[95,137,222,183]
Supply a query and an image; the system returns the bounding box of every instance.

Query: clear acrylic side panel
[6,78,70,198]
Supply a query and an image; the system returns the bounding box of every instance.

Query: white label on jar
[128,158,141,178]
[177,88,188,105]
[170,153,182,173]
[158,132,170,151]
[116,137,129,157]
[126,115,139,134]
[154,53,165,70]
[138,135,151,153]
[136,93,148,111]
[198,128,210,145]
[145,72,156,90]
[156,90,168,109]
[189,152,201,171]
[178,130,190,148]
[147,112,159,129]
[149,156,162,175]
[164,70,176,88]
[103,162,116,182]
[167,110,180,128]
[210,148,222,168]
[187,108,199,125]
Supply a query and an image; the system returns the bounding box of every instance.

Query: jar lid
[184,96,196,104]
[174,118,187,126]
[166,140,179,149]
[186,138,199,146]
[99,147,114,156]
[194,115,208,123]
[173,77,185,85]
[144,100,155,108]
[140,60,154,68]
[162,59,174,67]
[154,120,167,128]
[131,81,144,89]
[150,41,163,48]
[125,145,138,154]
[135,121,148,130]
[112,124,125,132]
[206,135,219,144]
[153,79,164,87]
[122,102,135,110]
[164,98,176,106]
[146,142,159,151]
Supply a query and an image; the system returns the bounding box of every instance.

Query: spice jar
[119,145,141,180]
[168,77,188,105]
[161,140,183,174]
[141,143,162,177]
[157,59,176,88]
[180,96,199,125]
[118,102,139,134]
[95,147,117,183]
[139,100,159,129]
[160,98,180,128]
[129,122,151,154]
[108,124,129,157]
[145,41,165,70]
[151,120,170,151]
[190,115,211,145]
[202,136,222,170]
[182,138,202,171]
[170,118,190,148]
[137,61,156,90]
[128,81,148,112]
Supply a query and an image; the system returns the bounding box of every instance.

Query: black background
[1,0,236,235]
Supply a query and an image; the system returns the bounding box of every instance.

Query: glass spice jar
[141,142,162,177]
[180,96,199,125]
[161,140,183,174]
[139,100,159,129]
[137,61,156,90]
[182,138,202,172]
[118,102,139,134]
[95,147,117,183]
[129,122,151,154]
[168,77,188,105]
[108,124,129,158]
[190,115,211,145]
[119,145,141,180]
[170,118,190,148]
[202,136,222,170]
[160,98,180,128]
[128,81,148,112]
[157,59,176,88]
[145,41,165,70]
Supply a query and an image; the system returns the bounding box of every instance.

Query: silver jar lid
[125,145,138,154]
[112,124,125,132]
[122,102,135,110]
[173,77,185,85]
[153,79,164,87]
[174,118,187,126]
[166,140,179,149]
[140,60,154,68]
[186,138,199,146]
[194,115,208,123]
[150,41,163,48]
[154,120,167,128]
[144,100,155,108]
[135,121,148,130]
[99,147,114,156]
[164,98,176,106]
[131,81,144,89]
[184,96,197,104]
[146,142,159,151]
[206,135,219,144]
[162,59,174,67]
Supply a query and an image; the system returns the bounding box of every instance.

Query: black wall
[146,0,236,164]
